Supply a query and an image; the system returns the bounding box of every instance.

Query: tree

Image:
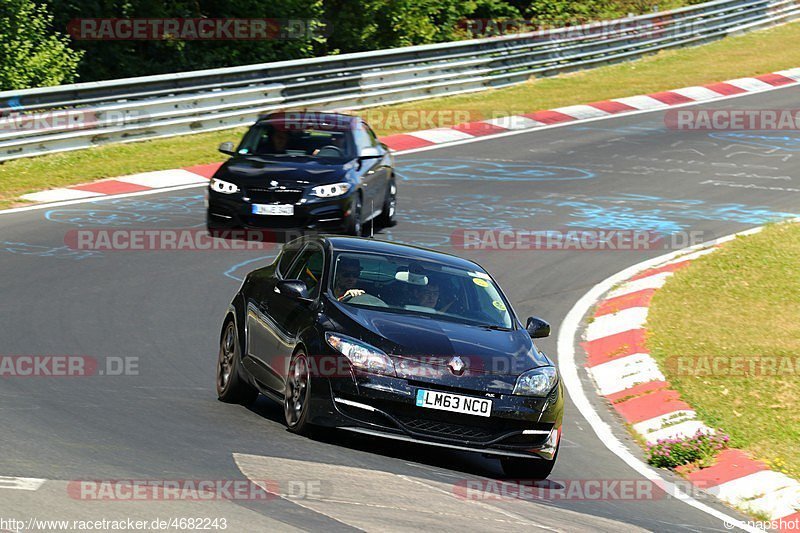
[0,0,83,90]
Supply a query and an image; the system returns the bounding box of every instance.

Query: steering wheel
[316,145,344,156]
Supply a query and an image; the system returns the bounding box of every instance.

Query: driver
[269,129,290,153]
[333,257,367,301]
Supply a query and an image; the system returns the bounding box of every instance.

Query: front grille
[247,187,303,204]
[395,415,499,442]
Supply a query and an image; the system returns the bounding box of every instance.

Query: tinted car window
[277,242,304,278]
[331,252,513,329]
[237,124,353,159]
[288,246,324,298]
[353,123,373,153]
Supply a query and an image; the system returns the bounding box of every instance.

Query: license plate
[415,389,492,417]
[252,204,294,216]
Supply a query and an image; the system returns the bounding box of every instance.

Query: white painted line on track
[0,476,46,491]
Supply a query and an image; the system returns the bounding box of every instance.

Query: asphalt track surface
[1,86,799,532]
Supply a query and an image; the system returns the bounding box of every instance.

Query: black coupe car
[207,112,396,235]
[216,236,563,478]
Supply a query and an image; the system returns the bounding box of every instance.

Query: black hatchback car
[207,112,396,235]
[216,236,563,478]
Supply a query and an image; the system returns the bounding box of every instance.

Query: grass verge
[646,222,800,479]
[3,20,800,208]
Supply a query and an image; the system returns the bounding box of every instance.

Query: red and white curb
[378,68,800,152]
[19,163,222,203]
[580,242,800,527]
[17,68,800,205]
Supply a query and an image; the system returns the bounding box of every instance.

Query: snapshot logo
[67,479,327,501]
[665,355,800,377]
[451,229,708,251]
[0,356,138,377]
[453,478,712,501]
[67,18,327,41]
[665,109,800,130]
[64,229,282,252]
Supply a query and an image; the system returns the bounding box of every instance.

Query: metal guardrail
[0,0,797,161]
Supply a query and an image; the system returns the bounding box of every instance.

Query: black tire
[284,350,316,436]
[345,195,363,236]
[216,320,259,405]
[376,178,397,228]
[500,444,559,480]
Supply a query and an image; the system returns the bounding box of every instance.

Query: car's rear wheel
[216,320,259,405]
[500,444,559,480]
[345,195,362,236]
[376,179,397,228]
[284,350,316,435]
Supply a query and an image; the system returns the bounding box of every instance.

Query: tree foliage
[1,0,688,87]
[0,0,83,91]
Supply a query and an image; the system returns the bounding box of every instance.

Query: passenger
[411,279,440,309]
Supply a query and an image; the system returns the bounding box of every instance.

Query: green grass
[646,222,800,479]
[3,20,800,208]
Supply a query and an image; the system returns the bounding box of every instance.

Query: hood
[333,303,550,378]
[214,156,354,185]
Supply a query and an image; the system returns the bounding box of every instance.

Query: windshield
[236,123,354,159]
[330,252,514,329]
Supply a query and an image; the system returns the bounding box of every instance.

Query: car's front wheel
[216,320,259,405]
[376,178,397,228]
[345,195,362,236]
[284,350,316,435]
[500,443,559,480]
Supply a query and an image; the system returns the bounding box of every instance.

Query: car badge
[270,180,279,187]
[448,356,466,376]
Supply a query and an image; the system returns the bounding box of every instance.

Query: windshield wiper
[472,324,513,331]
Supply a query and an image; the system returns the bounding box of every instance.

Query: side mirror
[274,279,312,302]
[526,317,551,339]
[218,142,236,155]
[358,146,381,159]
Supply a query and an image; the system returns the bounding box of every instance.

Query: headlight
[325,332,396,376]
[210,178,239,194]
[311,183,351,198]
[513,366,557,397]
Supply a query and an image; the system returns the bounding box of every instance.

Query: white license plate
[252,204,294,216]
[415,389,492,417]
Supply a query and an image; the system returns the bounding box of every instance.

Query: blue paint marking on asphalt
[0,241,102,260]
[224,255,277,282]
[398,159,595,182]
[44,194,206,227]
[709,132,800,151]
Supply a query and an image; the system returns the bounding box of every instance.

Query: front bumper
[307,369,564,461]
[207,189,355,232]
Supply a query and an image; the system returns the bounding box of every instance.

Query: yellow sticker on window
[472,277,489,287]
[492,300,506,311]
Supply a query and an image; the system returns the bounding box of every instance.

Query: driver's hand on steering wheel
[338,289,365,301]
